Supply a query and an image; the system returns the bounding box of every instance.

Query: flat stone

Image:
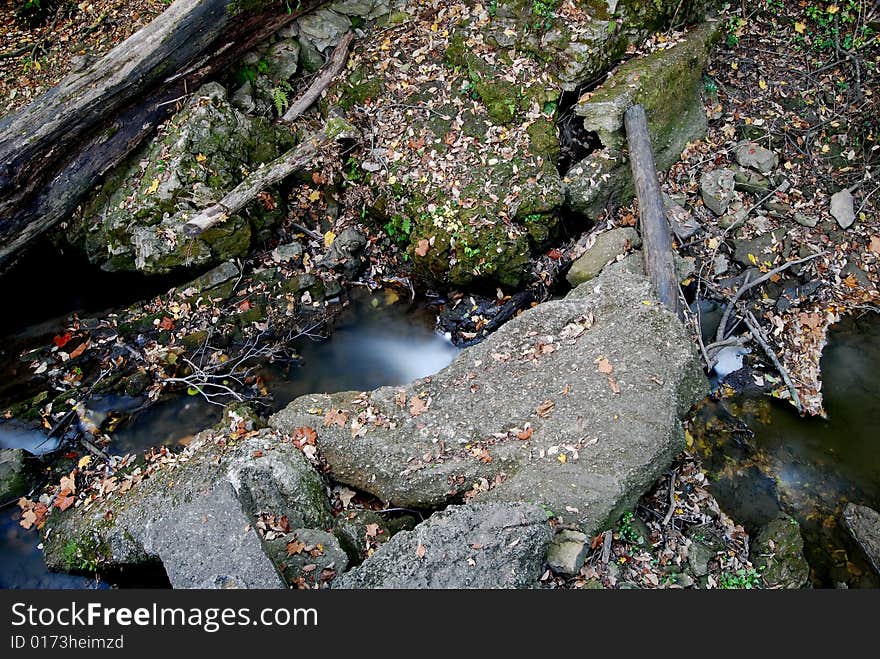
[566,228,641,286]
[794,212,819,228]
[735,141,778,174]
[297,9,352,52]
[272,241,304,264]
[830,189,856,229]
[842,503,880,576]
[700,169,737,216]
[546,529,589,576]
[271,268,708,536]
[335,503,552,589]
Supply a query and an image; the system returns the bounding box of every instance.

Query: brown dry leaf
[536,399,554,418]
[55,490,75,511]
[286,539,306,556]
[409,395,430,416]
[59,473,76,495]
[607,377,621,394]
[159,316,174,331]
[365,523,380,538]
[870,236,880,255]
[414,239,430,257]
[323,409,350,428]
[416,543,427,559]
[68,340,89,359]
[517,427,533,440]
[292,426,318,446]
[596,356,613,374]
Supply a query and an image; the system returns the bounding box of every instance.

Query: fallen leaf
[68,341,89,359]
[416,543,427,559]
[159,316,174,331]
[53,332,72,348]
[536,399,554,418]
[77,455,91,469]
[596,356,613,374]
[409,396,430,416]
[323,409,350,428]
[365,523,379,538]
[324,230,336,248]
[517,427,533,440]
[414,239,430,257]
[286,539,306,556]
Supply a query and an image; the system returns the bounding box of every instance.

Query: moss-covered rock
[0,448,31,501]
[751,514,811,589]
[69,83,296,275]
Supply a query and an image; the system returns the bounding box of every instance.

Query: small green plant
[272,81,293,116]
[703,76,718,96]
[617,511,642,543]
[15,0,54,27]
[344,156,363,182]
[725,17,744,47]
[532,0,559,30]
[384,215,413,245]
[720,568,763,589]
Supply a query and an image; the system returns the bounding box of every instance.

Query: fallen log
[183,117,359,236]
[283,31,354,122]
[623,104,682,319]
[0,0,324,270]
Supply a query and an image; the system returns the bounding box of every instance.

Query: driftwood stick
[715,251,825,344]
[624,104,682,318]
[662,468,678,527]
[184,130,332,236]
[742,310,803,413]
[283,31,354,123]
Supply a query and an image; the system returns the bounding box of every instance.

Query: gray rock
[732,231,779,268]
[185,261,240,294]
[733,165,772,195]
[735,141,778,174]
[322,227,368,277]
[566,228,641,286]
[271,241,304,264]
[268,39,301,81]
[0,448,30,501]
[298,37,326,74]
[265,529,349,587]
[794,212,819,228]
[842,503,880,576]
[751,514,810,589]
[685,524,725,577]
[271,268,708,536]
[335,503,552,589]
[41,427,332,588]
[546,529,589,576]
[664,194,701,240]
[332,509,416,564]
[298,9,352,52]
[830,189,856,229]
[140,482,285,589]
[700,169,737,216]
[330,0,391,20]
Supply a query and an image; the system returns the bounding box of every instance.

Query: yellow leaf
[196,153,207,164]
[146,178,160,194]
[748,253,757,265]
[323,231,336,248]
[308,189,321,202]
[685,429,694,449]
[794,21,806,34]
[557,453,567,464]
[759,80,768,90]
[827,4,839,14]
[77,455,91,469]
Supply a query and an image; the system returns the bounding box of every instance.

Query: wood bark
[183,130,333,236]
[624,104,682,319]
[282,31,354,122]
[0,0,325,270]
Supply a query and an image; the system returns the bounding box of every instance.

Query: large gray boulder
[566,227,641,286]
[41,427,332,589]
[842,503,880,576]
[271,268,708,536]
[335,503,552,589]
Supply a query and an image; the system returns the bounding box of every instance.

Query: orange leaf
[53,332,72,348]
[68,340,89,359]
[517,427,533,440]
[159,316,174,331]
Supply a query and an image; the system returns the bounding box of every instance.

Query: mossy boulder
[751,514,811,589]
[0,448,31,501]
[70,83,296,275]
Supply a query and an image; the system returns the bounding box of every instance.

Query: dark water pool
[694,311,880,587]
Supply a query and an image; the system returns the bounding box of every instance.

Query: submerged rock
[70,83,296,274]
[271,268,707,535]
[0,448,30,501]
[335,503,552,589]
[41,427,332,588]
[751,514,810,589]
[842,503,880,576]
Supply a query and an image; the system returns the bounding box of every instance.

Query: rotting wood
[0,0,324,271]
[624,104,682,318]
[283,31,355,122]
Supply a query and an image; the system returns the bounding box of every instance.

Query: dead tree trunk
[624,104,682,319]
[0,0,325,271]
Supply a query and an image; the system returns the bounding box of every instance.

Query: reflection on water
[0,421,61,456]
[694,311,880,587]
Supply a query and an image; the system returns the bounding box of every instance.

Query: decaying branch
[283,31,354,122]
[742,310,803,413]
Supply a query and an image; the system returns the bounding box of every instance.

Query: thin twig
[662,469,678,527]
[742,310,802,413]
